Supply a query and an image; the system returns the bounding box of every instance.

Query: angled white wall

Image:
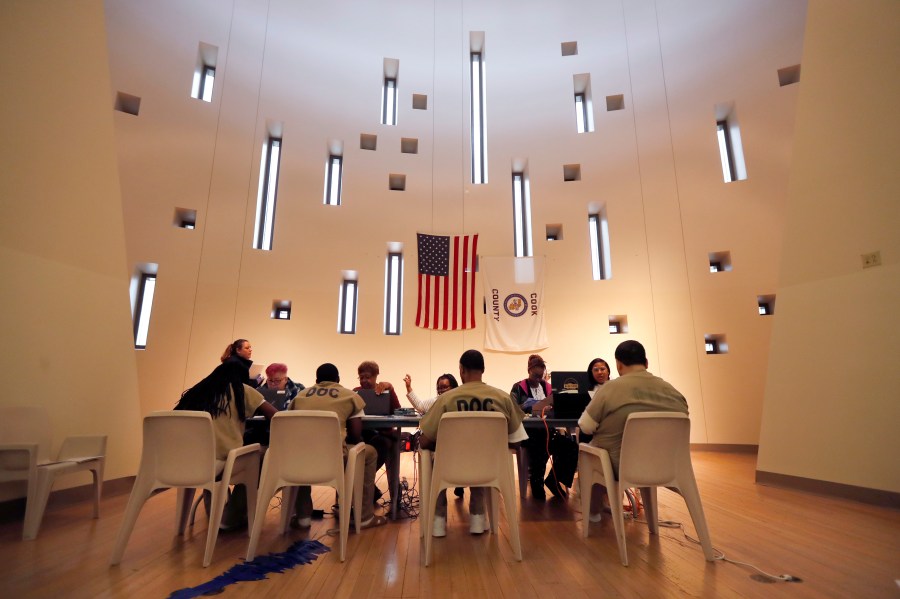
[0,0,143,499]
[758,0,900,493]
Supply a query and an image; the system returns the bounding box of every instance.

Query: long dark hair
[176,361,247,420]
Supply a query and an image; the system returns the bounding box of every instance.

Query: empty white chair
[578,411,714,565]
[421,412,522,566]
[246,411,365,563]
[109,411,260,567]
[0,406,106,540]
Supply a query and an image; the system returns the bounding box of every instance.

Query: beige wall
[103,0,806,445]
[757,0,900,492]
[0,0,143,499]
[1,0,814,502]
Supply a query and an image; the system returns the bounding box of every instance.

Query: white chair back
[111,410,260,568]
[432,412,509,486]
[422,411,522,565]
[577,411,714,565]
[246,410,364,563]
[618,412,690,487]
[141,411,216,488]
[268,411,344,486]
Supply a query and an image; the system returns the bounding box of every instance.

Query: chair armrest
[220,443,261,480]
[228,443,261,460]
[57,436,107,462]
[578,443,609,459]
[347,442,366,461]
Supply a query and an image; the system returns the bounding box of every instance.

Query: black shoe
[453,487,465,499]
[545,474,566,499]
[373,486,384,505]
[219,518,247,533]
[530,480,546,501]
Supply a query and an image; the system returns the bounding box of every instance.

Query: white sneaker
[589,512,603,523]
[432,515,447,537]
[469,513,487,535]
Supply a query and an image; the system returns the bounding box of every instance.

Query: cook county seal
[503,293,528,317]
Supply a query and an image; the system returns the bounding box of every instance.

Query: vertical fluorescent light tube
[471,53,486,184]
[201,67,215,102]
[600,215,611,278]
[134,275,156,348]
[717,121,734,182]
[325,155,342,205]
[263,140,281,248]
[589,215,602,280]
[191,71,202,99]
[513,174,524,257]
[342,281,357,333]
[252,136,282,251]
[523,177,532,257]
[575,94,586,133]
[386,253,402,334]
[383,79,397,125]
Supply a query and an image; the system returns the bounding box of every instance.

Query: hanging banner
[481,256,549,352]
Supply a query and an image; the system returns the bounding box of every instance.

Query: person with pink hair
[261,362,305,409]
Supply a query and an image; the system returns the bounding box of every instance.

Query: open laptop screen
[258,386,289,410]
[550,371,590,395]
[357,388,393,416]
[550,371,592,419]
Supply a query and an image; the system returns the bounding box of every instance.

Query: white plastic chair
[0,406,106,540]
[578,411,714,565]
[419,448,501,540]
[109,411,261,567]
[245,411,365,563]
[421,412,522,566]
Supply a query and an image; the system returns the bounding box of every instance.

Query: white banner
[482,256,549,352]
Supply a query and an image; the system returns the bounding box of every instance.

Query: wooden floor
[1,451,898,598]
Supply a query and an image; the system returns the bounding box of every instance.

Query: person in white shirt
[402,373,458,414]
[403,372,464,497]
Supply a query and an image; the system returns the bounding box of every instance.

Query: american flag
[415,233,479,330]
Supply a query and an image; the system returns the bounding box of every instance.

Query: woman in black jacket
[220,338,261,388]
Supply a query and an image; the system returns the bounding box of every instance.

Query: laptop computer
[550,371,592,419]
[357,388,393,416]
[258,386,290,410]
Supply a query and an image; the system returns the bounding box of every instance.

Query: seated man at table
[577,340,689,522]
[288,363,386,529]
[419,349,527,537]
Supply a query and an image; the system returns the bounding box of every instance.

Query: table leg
[389,426,401,519]
[516,445,528,498]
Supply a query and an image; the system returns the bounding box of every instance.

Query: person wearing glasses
[262,363,304,410]
[403,372,465,498]
[402,373,459,415]
[354,361,400,503]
